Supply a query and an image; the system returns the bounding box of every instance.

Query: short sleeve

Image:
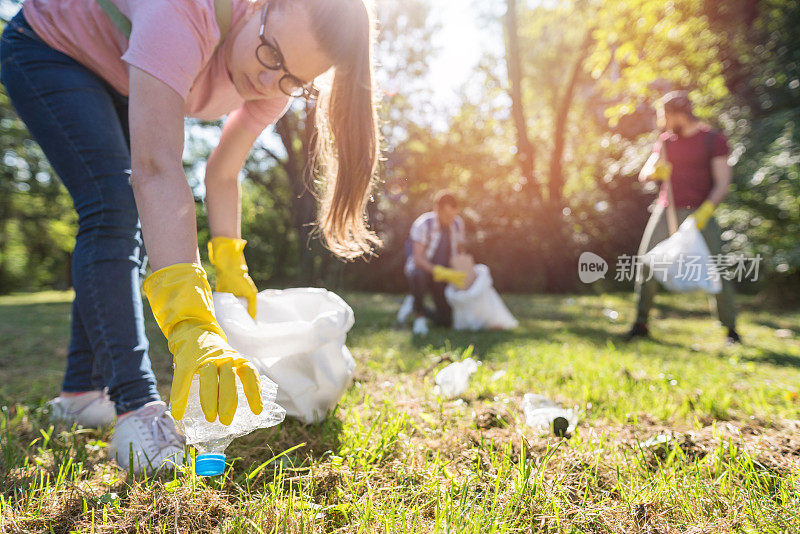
[237,97,292,135]
[712,132,730,158]
[454,216,466,243]
[409,215,429,245]
[121,0,219,99]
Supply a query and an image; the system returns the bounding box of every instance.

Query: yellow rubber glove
[208,237,258,319]
[651,161,673,181]
[432,265,467,289]
[693,200,716,230]
[143,263,263,425]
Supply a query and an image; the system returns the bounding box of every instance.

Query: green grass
[1,290,799,532]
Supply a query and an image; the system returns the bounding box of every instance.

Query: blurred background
[0,0,798,301]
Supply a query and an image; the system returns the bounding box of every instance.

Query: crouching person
[401,191,467,335]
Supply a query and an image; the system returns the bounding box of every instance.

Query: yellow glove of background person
[143,263,263,426]
[432,265,467,289]
[651,161,673,181]
[692,200,716,230]
[208,237,258,318]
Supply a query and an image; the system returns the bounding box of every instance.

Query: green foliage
[589,0,729,121]
[0,65,76,292]
[187,117,302,287]
[723,113,800,278]
[715,0,800,283]
[239,178,299,285]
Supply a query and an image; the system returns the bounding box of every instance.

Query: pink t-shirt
[22,0,290,134]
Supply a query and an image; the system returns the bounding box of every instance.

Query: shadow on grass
[406,320,690,361]
[409,327,531,358]
[350,292,699,367]
[751,317,799,333]
[738,349,800,369]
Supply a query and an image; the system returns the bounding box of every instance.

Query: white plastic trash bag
[445,264,519,331]
[213,288,356,424]
[641,216,722,294]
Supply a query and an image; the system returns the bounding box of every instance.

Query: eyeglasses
[257,3,319,100]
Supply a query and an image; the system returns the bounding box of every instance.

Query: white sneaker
[412,316,429,335]
[109,401,185,474]
[47,390,116,428]
[396,295,414,325]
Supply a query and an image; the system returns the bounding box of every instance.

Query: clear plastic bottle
[175,374,286,476]
[434,358,479,399]
[521,393,577,437]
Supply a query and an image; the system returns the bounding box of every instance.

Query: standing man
[626,91,741,344]
[399,191,467,335]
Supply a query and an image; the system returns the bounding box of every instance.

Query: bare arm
[205,109,262,239]
[707,156,733,206]
[129,66,198,271]
[639,147,666,183]
[412,241,434,273]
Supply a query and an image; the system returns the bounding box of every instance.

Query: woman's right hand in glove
[143,263,263,425]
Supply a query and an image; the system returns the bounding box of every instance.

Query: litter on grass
[602,308,619,322]
[434,357,479,399]
[521,393,578,437]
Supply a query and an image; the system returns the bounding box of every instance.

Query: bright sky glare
[427,0,503,112]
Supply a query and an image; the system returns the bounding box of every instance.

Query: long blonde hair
[263,0,381,259]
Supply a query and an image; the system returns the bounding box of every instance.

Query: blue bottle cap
[195,453,226,477]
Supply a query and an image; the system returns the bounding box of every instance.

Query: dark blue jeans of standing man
[409,268,452,327]
[0,10,160,415]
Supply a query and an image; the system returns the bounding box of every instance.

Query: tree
[503,0,538,200]
[0,50,76,292]
[708,0,800,291]
[250,102,325,285]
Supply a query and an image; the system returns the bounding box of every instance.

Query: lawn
[1,290,799,533]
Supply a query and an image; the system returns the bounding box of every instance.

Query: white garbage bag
[444,264,519,331]
[641,216,722,294]
[213,288,356,424]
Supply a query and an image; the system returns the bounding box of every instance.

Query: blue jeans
[1,10,160,414]
[408,268,452,327]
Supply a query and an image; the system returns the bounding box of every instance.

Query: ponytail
[309,0,380,259]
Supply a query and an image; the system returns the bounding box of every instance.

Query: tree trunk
[503,0,539,200]
[548,30,592,207]
[541,30,593,292]
[275,104,319,285]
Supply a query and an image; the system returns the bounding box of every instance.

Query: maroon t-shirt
[654,126,729,208]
